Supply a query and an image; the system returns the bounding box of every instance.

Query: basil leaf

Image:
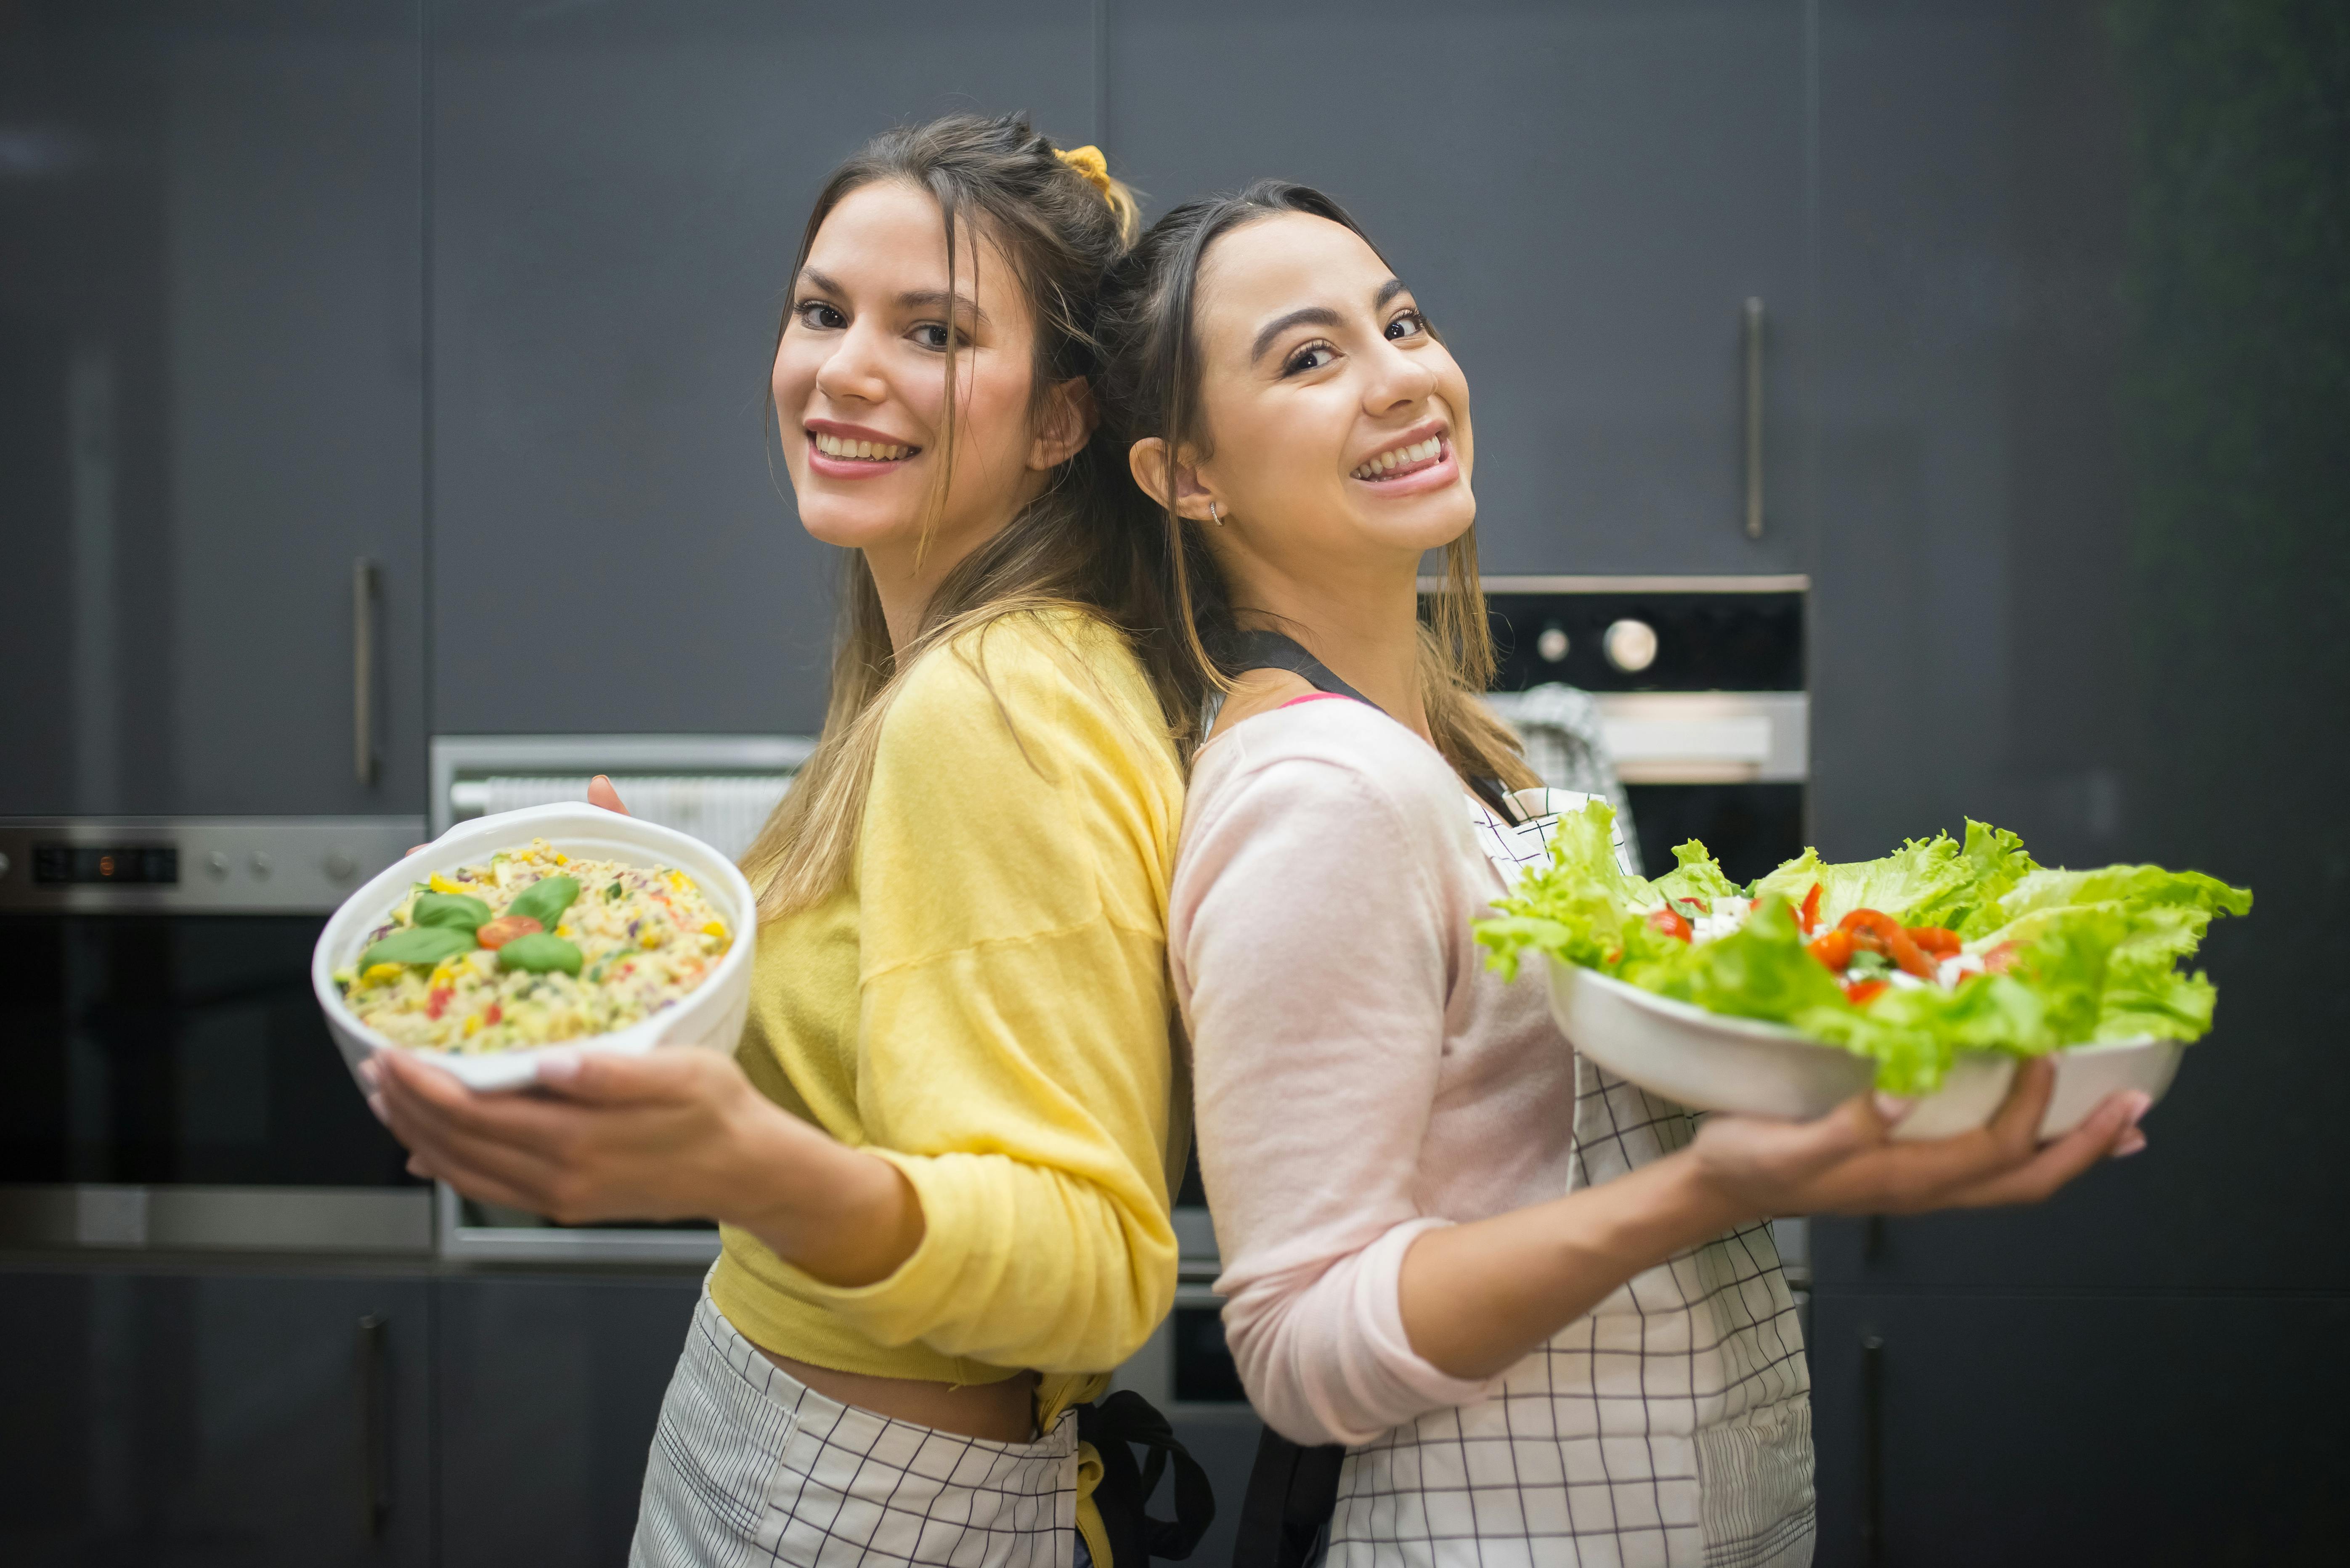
[412,892,492,932]
[496,932,583,977]
[361,926,476,969]
[507,875,580,931]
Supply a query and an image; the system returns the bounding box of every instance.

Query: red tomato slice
[1808,930,1857,970]
[1908,926,1961,957]
[1799,882,1823,935]
[1845,978,1890,1005]
[1648,908,1693,943]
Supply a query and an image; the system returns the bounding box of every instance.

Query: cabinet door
[1808,1291,2350,1566]
[0,1265,432,1567]
[427,0,1096,738]
[434,1272,702,1568]
[1109,0,1809,576]
[0,2,425,818]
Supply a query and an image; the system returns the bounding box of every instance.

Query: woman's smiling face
[772,180,1054,567]
[1185,211,1474,569]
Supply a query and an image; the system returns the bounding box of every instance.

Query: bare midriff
[758,1346,1040,1444]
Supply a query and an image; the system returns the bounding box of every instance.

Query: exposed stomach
[758,1348,1042,1444]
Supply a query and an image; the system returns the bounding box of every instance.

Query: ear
[1028,376,1098,471]
[1126,436,1220,524]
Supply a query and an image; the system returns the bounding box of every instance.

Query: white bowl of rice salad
[312,802,757,1092]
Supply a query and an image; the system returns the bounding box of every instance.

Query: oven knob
[1536,624,1570,664]
[326,850,357,882]
[1604,618,1658,673]
[207,851,229,877]
[250,851,272,878]
[0,851,10,880]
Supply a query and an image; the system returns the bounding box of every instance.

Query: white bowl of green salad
[1478,806,2250,1140]
[312,802,758,1093]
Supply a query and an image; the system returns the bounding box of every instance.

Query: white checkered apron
[1318,793,1816,1568]
[632,1285,1080,1568]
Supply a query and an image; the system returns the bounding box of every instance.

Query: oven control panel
[0,817,422,913]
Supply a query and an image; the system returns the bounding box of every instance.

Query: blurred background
[2,1,2344,1563]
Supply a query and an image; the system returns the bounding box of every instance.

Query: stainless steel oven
[0,817,431,1254]
[426,734,810,1262]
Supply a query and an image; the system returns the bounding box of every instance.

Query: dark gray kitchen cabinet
[0,1263,432,1567]
[1108,0,1810,577]
[433,1271,702,1568]
[426,0,1098,739]
[0,2,426,818]
[1808,1290,2350,1566]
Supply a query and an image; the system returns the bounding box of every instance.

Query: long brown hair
[740,114,1200,919]
[1095,180,1536,790]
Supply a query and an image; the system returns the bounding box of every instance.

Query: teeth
[1353,435,1443,479]
[813,432,912,461]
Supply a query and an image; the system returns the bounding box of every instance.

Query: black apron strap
[1233,1426,1346,1568]
[1209,628,1523,823]
[1077,1391,1217,1563]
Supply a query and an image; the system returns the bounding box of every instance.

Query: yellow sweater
[709,609,1188,1428]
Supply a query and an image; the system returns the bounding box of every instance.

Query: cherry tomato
[1980,941,2025,975]
[1908,926,1961,957]
[1799,882,1824,935]
[475,914,544,950]
[1839,909,1936,978]
[1648,908,1693,943]
[484,1003,502,1025]
[1844,978,1889,1005]
[426,986,452,1021]
[1808,930,1857,970]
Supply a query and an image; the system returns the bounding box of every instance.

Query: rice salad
[333,837,732,1052]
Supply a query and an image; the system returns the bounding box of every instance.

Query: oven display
[33,844,179,885]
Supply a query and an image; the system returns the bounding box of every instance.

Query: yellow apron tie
[1074,1440,1112,1568]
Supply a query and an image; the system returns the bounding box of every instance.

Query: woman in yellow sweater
[367,116,1207,1568]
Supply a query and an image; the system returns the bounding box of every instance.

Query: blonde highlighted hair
[1094,179,1538,792]
[739,114,1200,920]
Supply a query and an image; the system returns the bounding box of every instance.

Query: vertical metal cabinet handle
[1860,1332,1886,1566]
[356,1313,391,1536]
[1742,298,1765,539]
[353,558,379,786]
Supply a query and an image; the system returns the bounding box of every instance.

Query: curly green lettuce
[1476,804,2251,1095]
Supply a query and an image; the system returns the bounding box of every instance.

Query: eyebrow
[797,268,987,325]
[1249,278,1411,365]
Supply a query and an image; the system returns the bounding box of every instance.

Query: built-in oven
[0,817,431,1254]
[425,734,810,1262]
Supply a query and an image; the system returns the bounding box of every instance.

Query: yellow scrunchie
[1056,144,1114,197]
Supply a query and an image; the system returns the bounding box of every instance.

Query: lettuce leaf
[1477,802,2251,1094]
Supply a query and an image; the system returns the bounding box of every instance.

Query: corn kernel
[464,1013,483,1037]
[362,962,406,986]
[554,852,569,865]
[640,926,664,948]
[701,920,727,938]
[429,872,465,895]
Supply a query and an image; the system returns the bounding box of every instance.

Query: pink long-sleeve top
[1168,698,1580,1446]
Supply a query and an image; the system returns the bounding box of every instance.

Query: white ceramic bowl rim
[1565,961,2160,1059]
[310,801,759,1073]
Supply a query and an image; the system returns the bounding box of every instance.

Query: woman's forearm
[717,1096,928,1286]
[1395,1151,1752,1379]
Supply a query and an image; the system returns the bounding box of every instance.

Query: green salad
[1476,805,2252,1094]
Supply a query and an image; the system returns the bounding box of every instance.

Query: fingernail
[2123,1092,2154,1128]
[2112,1129,2148,1158]
[366,1092,388,1125]
[536,1048,583,1086]
[358,1058,380,1089]
[406,1156,427,1176]
[1874,1093,1915,1125]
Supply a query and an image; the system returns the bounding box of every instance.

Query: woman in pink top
[1095,183,2152,1568]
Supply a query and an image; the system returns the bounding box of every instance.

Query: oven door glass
[0,915,419,1187]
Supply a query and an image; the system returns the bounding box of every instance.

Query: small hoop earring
[1207,501,1225,527]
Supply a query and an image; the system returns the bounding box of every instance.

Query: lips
[804,420,921,479]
